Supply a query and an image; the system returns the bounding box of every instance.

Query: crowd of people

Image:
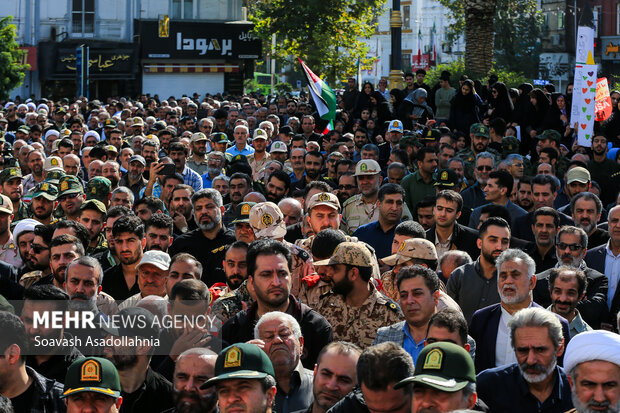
[0,68,618,413]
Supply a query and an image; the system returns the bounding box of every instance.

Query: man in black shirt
[169,188,235,286]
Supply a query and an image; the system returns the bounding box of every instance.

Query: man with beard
[222,173,252,228]
[102,160,121,191]
[186,132,210,175]
[49,234,84,288]
[221,241,248,293]
[200,151,225,189]
[101,215,145,300]
[290,151,327,193]
[265,170,290,204]
[461,152,496,211]
[564,330,620,413]
[251,312,314,412]
[336,172,357,206]
[534,226,608,330]
[169,189,235,285]
[22,149,45,193]
[525,207,560,273]
[145,213,174,253]
[170,184,197,236]
[119,250,170,310]
[571,192,609,249]
[78,199,108,255]
[0,194,21,269]
[57,175,85,221]
[587,134,619,206]
[162,348,218,413]
[342,159,411,235]
[120,155,148,201]
[516,176,534,212]
[31,182,58,225]
[315,242,402,348]
[248,129,271,180]
[102,307,174,413]
[455,123,501,183]
[289,147,306,184]
[477,307,573,413]
[22,285,83,383]
[142,138,160,171]
[547,267,592,337]
[0,166,29,223]
[447,217,511,324]
[19,224,54,287]
[169,142,203,192]
[470,249,570,373]
[222,239,333,368]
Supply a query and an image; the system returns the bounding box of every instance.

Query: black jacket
[120,368,173,413]
[426,222,481,260]
[222,295,333,369]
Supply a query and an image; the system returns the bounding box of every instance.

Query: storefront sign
[601,36,620,60]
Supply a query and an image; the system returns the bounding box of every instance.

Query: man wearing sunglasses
[533,226,608,330]
[57,175,85,221]
[461,152,496,211]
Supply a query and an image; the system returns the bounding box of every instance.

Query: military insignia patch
[80,359,101,382]
[360,163,368,172]
[224,346,242,368]
[441,171,448,180]
[261,214,273,226]
[318,193,330,202]
[423,348,443,370]
[51,159,58,166]
[60,181,69,191]
[241,204,251,215]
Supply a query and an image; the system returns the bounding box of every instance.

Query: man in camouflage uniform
[455,123,501,182]
[248,201,314,297]
[78,199,109,255]
[210,279,254,324]
[57,175,85,221]
[0,167,30,222]
[246,128,271,181]
[0,194,22,269]
[341,159,412,235]
[315,242,403,348]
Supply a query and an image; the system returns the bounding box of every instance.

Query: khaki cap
[132,117,145,127]
[249,202,287,239]
[44,156,64,172]
[253,128,268,140]
[314,242,373,267]
[307,192,340,212]
[191,132,208,142]
[0,194,13,214]
[354,159,381,176]
[566,166,590,184]
[382,238,438,266]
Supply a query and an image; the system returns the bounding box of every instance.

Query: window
[593,6,601,37]
[72,0,95,36]
[402,53,411,70]
[403,6,411,28]
[558,11,565,29]
[172,0,194,19]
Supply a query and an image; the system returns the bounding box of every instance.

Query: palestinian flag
[298,58,337,122]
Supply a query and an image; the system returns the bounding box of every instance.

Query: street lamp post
[389,0,404,89]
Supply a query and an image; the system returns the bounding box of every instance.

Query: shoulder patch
[386,301,400,312]
[342,194,360,207]
[211,245,227,254]
[295,248,310,261]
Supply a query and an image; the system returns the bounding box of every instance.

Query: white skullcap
[564,330,620,374]
[13,219,40,259]
[44,129,60,141]
[83,130,101,143]
[26,102,36,111]
[17,104,27,110]
[36,103,49,113]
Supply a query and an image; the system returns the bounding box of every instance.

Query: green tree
[425,59,530,89]
[0,17,28,100]
[438,0,543,77]
[248,0,385,85]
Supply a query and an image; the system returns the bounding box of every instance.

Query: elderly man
[564,330,620,413]
[252,312,313,413]
[396,342,478,413]
[201,343,277,413]
[470,249,570,373]
[547,267,592,337]
[477,307,573,413]
[119,250,171,310]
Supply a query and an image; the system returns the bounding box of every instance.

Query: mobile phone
[158,164,176,176]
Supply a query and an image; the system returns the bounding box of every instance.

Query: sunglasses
[338,184,356,190]
[557,242,582,251]
[477,166,493,171]
[58,193,80,202]
[31,243,48,254]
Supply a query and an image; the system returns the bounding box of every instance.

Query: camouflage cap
[433,169,460,188]
[44,156,64,172]
[382,238,438,266]
[399,134,422,149]
[0,194,13,214]
[249,202,287,239]
[502,136,520,156]
[86,177,112,201]
[0,167,22,184]
[314,241,373,267]
[80,199,107,215]
[232,202,256,224]
[143,134,160,147]
[32,181,59,201]
[470,123,489,138]
[422,128,441,141]
[307,192,341,212]
[59,175,84,196]
[211,132,229,144]
[103,118,117,128]
[537,129,561,143]
[191,132,208,143]
[354,159,381,176]
[17,125,30,134]
[45,170,65,185]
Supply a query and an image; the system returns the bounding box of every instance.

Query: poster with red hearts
[595,77,612,122]
[573,64,597,147]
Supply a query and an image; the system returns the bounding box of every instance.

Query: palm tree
[464,0,497,74]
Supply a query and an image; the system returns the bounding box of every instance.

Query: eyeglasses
[31,243,48,254]
[557,242,582,251]
[338,185,356,190]
[477,165,493,171]
[58,193,80,202]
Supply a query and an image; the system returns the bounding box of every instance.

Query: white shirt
[605,242,620,309]
[495,305,518,368]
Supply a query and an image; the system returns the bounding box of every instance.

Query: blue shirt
[226,144,255,157]
[402,322,425,363]
[181,165,204,192]
[477,364,573,413]
[353,220,399,260]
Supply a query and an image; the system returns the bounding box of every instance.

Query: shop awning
[143,64,239,73]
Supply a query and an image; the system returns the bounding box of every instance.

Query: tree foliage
[438,0,543,77]
[0,16,28,100]
[248,0,386,85]
[425,59,530,89]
